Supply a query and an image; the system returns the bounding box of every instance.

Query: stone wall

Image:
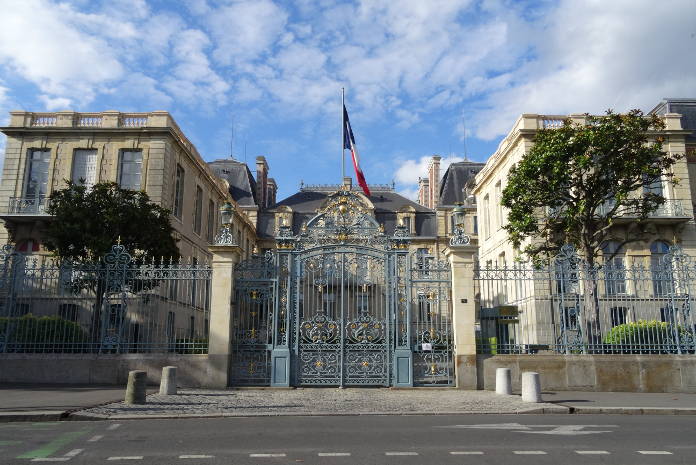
[477,354,696,393]
[0,354,213,387]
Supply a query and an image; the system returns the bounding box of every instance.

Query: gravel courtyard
[77,388,566,419]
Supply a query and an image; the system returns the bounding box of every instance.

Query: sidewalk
[543,390,696,414]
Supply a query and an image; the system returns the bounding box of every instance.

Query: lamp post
[215,202,236,245]
[450,202,470,246]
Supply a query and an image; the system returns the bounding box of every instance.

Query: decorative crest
[104,243,132,268]
[214,225,236,245]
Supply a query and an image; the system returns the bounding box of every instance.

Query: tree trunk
[582,245,602,353]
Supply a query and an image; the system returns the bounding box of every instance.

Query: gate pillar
[444,244,478,389]
[208,244,242,388]
[392,250,412,387]
[271,250,291,387]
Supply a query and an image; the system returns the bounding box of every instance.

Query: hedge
[603,319,694,354]
[0,314,89,351]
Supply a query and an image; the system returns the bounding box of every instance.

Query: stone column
[207,244,242,388]
[444,244,478,389]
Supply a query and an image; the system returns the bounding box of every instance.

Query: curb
[566,406,696,415]
[0,411,67,422]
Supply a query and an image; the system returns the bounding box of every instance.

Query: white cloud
[394,155,464,186]
[39,95,72,111]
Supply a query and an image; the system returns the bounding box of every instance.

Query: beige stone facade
[0,111,256,260]
[473,112,696,265]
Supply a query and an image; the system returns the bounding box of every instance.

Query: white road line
[450,451,484,455]
[30,459,69,462]
[576,450,610,455]
[106,457,143,461]
[513,451,547,455]
[318,453,351,457]
[385,452,419,456]
[63,449,83,457]
[249,454,286,457]
[107,424,121,431]
[179,455,214,459]
[87,435,104,442]
[638,451,673,455]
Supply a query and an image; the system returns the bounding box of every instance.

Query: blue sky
[1,0,695,200]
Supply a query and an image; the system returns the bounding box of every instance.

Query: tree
[501,109,682,346]
[44,181,179,262]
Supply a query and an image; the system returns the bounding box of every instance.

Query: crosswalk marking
[179,455,214,459]
[107,457,143,461]
[638,451,673,455]
[450,451,484,455]
[250,453,286,457]
[87,435,104,442]
[318,453,351,456]
[576,450,610,454]
[63,449,83,457]
[30,459,69,463]
[385,452,418,456]
[513,451,547,455]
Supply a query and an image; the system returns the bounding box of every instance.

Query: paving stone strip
[78,389,566,418]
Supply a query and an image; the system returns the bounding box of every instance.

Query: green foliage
[0,314,88,351]
[44,181,179,263]
[501,110,679,264]
[603,319,693,353]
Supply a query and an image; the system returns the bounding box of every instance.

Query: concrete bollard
[495,367,512,395]
[521,371,542,403]
[125,370,147,404]
[159,366,177,395]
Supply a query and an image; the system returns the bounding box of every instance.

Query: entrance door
[295,248,390,386]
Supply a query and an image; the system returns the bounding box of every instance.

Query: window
[402,216,411,232]
[71,149,97,188]
[473,215,478,235]
[643,174,664,197]
[24,149,50,199]
[166,312,176,346]
[58,303,79,322]
[563,307,579,330]
[118,150,142,190]
[651,240,673,296]
[191,257,198,307]
[483,194,490,239]
[207,200,215,243]
[610,307,627,327]
[174,164,185,219]
[193,185,203,234]
[494,181,502,228]
[189,316,195,339]
[603,241,626,295]
[660,307,675,324]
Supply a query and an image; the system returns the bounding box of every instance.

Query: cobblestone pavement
[77,389,566,418]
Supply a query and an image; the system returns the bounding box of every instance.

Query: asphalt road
[1,414,695,464]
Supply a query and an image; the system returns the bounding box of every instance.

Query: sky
[0,0,695,201]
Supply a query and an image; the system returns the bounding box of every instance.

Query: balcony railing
[6,197,52,215]
[597,199,686,218]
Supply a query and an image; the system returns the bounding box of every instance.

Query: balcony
[1,197,53,223]
[597,199,689,222]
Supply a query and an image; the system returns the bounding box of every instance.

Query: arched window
[651,240,672,296]
[602,241,626,295]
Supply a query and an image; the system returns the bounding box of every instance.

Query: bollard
[495,367,512,395]
[159,366,177,395]
[125,370,147,404]
[521,371,542,403]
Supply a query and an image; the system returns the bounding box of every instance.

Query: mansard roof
[438,160,485,206]
[650,98,696,143]
[208,159,258,207]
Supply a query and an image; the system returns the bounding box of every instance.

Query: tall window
[651,240,672,296]
[402,216,411,232]
[603,241,626,295]
[71,149,97,188]
[119,150,142,190]
[207,199,215,243]
[494,181,502,228]
[644,175,664,196]
[483,194,490,239]
[174,164,185,219]
[24,149,50,199]
[193,185,203,234]
[473,215,478,235]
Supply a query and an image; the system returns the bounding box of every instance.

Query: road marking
[107,424,121,431]
[439,423,618,435]
[64,449,83,457]
[450,451,484,455]
[250,454,286,457]
[17,430,89,459]
[576,450,610,455]
[87,435,103,442]
[514,451,547,455]
[318,453,351,456]
[30,459,69,462]
[179,455,214,459]
[107,457,144,461]
[638,451,673,455]
[385,452,419,456]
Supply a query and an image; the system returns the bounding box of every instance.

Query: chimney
[343,176,352,191]
[267,178,277,207]
[428,155,441,208]
[255,156,269,208]
[417,177,429,207]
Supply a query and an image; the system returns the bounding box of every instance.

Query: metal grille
[0,244,211,354]
[475,244,696,355]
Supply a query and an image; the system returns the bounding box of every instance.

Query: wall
[0,354,213,387]
[477,354,696,393]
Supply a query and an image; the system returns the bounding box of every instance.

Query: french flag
[343,105,371,197]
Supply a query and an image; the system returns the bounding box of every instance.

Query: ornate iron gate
[230,189,455,387]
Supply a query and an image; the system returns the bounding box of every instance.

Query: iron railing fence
[7,197,52,215]
[0,243,211,354]
[475,245,696,355]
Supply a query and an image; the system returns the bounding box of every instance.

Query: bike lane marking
[16,429,90,459]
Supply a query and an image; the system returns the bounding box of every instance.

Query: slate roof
[650,98,696,143]
[257,187,437,239]
[438,161,485,206]
[207,159,258,207]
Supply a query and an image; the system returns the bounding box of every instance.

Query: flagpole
[341,87,345,182]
